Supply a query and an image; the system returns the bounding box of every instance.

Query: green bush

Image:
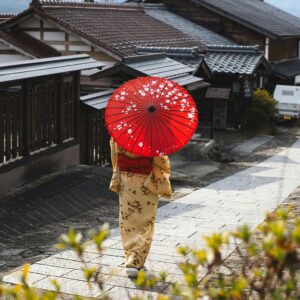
[243,89,278,133]
[1,208,300,300]
[136,207,300,299]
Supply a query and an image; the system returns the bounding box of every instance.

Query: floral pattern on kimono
[109,138,172,268]
[109,138,172,198]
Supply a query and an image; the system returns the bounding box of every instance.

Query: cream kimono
[110,139,172,268]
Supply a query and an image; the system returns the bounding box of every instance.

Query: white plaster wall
[44,31,65,41]
[69,45,91,52]
[50,44,66,51]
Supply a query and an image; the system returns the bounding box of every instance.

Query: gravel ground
[0,125,299,278]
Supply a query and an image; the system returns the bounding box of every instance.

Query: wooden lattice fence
[0,74,79,167]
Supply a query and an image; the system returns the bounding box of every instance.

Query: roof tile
[35,1,206,57]
[0,13,16,24]
[204,46,268,75]
[192,0,300,37]
[144,3,236,46]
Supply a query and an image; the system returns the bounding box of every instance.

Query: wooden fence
[80,108,111,166]
[0,74,79,167]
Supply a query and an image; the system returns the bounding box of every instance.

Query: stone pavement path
[3,139,300,299]
[231,135,273,156]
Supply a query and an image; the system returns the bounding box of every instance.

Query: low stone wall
[0,141,79,197]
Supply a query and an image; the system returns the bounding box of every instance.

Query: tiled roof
[0,28,60,58]
[0,13,16,24]
[143,3,237,46]
[136,45,270,75]
[80,89,114,111]
[191,0,300,38]
[6,0,206,58]
[91,53,209,90]
[273,59,300,79]
[204,45,270,75]
[123,54,205,87]
[136,46,202,67]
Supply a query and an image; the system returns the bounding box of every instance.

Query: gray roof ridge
[136,46,199,57]
[31,0,142,10]
[207,44,262,54]
[142,3,166,9]
[0,13,17,17]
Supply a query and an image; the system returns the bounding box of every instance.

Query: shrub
[243,89,278,133]
[136,207,300,299]
[1,208,300,299]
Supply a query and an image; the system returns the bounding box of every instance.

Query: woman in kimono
[109,138,172,278]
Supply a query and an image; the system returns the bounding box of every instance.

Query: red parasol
[105,76,198,157]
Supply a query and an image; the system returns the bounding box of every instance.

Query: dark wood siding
[269,38,299,61]
[80,106,110,166]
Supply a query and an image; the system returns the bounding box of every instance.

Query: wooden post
[21,80,31,156]
[79,107,87,164]
[57,75,65,144]
[11,93,18,159]
[87,112,93,165]
[0,89,4,163]
[210,99,214,140]
[73,71,80,140]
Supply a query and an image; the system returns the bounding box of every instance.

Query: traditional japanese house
[0,1,210,168]
[1,0,205,62]
[0,28,60,63]
[0,0,208,93]
[145,0,300,86]
[90,53,209,91]
[0,13,16,24]
[0,54,105,195]
[137,45,271,130]
[198,45,271,129]
[90,52,209,115]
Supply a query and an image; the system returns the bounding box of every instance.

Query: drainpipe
[265,37,269,60]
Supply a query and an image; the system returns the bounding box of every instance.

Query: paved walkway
[231,135,273,156]
[3,139,300,299]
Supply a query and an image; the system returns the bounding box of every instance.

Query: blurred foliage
[242,89,278,134]
[134,207,300,299]
[0,224,110,300]
[1,208,300,299]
